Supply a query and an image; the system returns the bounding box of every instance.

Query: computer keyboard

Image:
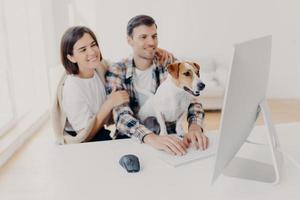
[157,132,219,167]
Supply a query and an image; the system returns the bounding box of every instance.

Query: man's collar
[125,55,159,79]
[125,56,135,79]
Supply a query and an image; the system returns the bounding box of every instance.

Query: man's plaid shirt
[106,55,205,142]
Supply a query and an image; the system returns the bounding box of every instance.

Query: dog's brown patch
[187,62,200,77]
[167,62,180,79]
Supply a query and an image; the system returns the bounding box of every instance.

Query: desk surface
[0,122,299,200]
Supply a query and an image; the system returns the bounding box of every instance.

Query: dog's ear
[167,63,180,79]
[188,62,200,77]
[192,62,200,70]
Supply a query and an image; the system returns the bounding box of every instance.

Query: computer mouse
[119,154,140,173]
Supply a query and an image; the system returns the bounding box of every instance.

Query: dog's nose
[197,82,205,91]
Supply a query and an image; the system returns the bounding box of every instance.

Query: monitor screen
[211,36,280,183]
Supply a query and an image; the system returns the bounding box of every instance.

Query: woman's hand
[107,87,129,109]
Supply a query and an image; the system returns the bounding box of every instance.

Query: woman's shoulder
[63,75,86,95]
[64,74,78,85]
[64,73,103,92]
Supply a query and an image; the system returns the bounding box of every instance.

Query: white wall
[61,0,300,99]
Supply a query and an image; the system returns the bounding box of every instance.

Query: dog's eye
[183,71,192,76]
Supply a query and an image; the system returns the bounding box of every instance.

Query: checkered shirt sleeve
[106,61,152,142]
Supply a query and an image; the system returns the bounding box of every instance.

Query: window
[0,0,52,136]
[0,0,16,134]
[0,0,97,139]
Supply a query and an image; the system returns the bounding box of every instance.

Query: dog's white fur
[137,62,204,136]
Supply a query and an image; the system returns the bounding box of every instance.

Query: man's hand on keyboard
[183,124,209,150]
[144,133,188,156]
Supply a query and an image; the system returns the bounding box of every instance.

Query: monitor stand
[221,100,283,184]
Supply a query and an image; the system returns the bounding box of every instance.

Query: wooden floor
[204,99,300,131]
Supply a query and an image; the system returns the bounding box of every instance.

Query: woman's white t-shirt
[62,72,107,132]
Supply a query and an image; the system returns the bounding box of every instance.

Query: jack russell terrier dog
[137,61,205,137]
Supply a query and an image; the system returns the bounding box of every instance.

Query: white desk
[0,123,300,200]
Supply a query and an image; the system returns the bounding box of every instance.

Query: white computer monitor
[211,36,283,184]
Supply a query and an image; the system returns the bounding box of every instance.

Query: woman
[52,26,129,144]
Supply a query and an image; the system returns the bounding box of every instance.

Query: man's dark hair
[60,26,101,75]
[127,15,157,37]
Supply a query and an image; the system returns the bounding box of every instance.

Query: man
[106,15,208,155]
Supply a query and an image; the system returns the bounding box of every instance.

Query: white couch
[190,58,228,110]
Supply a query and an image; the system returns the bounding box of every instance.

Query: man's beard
[139,49,156,60]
